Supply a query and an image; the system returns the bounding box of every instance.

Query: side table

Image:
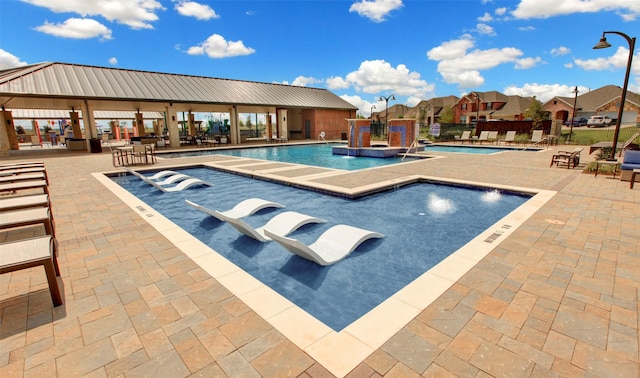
[594,160,619,178]
[631,169,640,189]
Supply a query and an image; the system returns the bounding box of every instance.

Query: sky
[0,0,639,117]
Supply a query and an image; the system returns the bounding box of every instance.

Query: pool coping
[94,165,556,377]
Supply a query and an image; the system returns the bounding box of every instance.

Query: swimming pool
[161,143,419,170]
[423,144,541,154]
[112,166,530,331]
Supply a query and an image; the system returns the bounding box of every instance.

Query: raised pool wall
[347,119,372,148]
[388,118,417,147]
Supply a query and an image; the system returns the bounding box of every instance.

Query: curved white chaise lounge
[214,211,326,242]
[150,178,213,192]
[185,198,285,221]
[264,225,384,266]
[153,174,192,186]
[146,170,181,180]
[126,168,213,192]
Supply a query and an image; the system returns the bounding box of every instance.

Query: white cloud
[512,0,640,21]
[427,35,530,89]
[340,94,377,116]
[518,26,536,31]
[291,76,322,87]
[186,34,255,58]
[495,7,507,16]
[337,59,434,98]
[515,57,542,69]
[550,46,571,56]
[349,0,403,22]
[326,76,350,90]
[109,57,118,65]
[476,23,496,36]
[22,0,164,29]
[478,12,493,22]
[175,1,219,20]
[575,46,640,74]
[503,83,590,102]
[0,49,28,69]
[34,18,112,39]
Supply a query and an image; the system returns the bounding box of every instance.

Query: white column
[230,106,238,144]
[80,100,97,152]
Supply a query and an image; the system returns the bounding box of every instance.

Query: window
[462,103,467,110]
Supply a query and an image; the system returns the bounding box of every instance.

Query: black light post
[379,94,395,143]
[593,31,636,161]
[568,86,578,143]
[370,105,376,119]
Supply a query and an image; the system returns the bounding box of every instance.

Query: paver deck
[0,143,638,377]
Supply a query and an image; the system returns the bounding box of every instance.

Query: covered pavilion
[0,62,357,155]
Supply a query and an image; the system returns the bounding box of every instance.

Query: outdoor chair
[550,147,583,169]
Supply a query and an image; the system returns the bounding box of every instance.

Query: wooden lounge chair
[0,194,49,212]
[0,206,56,236]
[0,179,49,195]
[550,147,583,169]
[264,224,384,266]
[0,236,63,306]
[185,198,285,221]
[0,172,46,184]
[214,210,327,242]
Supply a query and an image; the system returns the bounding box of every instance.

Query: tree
[439,105,455,124]
[524,96,549,130]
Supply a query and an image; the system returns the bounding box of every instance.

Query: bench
[0,236,63,306]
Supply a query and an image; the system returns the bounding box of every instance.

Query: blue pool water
[112,167,530,331]
[424,145,540,154]
[161,144,417,170]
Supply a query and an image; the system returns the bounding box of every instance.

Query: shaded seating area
[550,147,583,169]
[0,161,62,307]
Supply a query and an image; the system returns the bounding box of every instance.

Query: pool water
[162,143,417,170]
[113,167,530,331]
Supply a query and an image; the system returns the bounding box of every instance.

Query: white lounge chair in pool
[185,198,285,221]
[264,224,384,266]
[150,178,213,192]
[126,168,213,192]
[153,173,192,186]
[214,210,327,242]
[147,170,181,180]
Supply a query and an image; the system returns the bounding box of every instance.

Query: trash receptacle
[89,138,102,153]
[341,132,347,140]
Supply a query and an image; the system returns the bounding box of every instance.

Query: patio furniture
[0,236,63,306]
[0,206,56,237]
[550,147,583,169]
[213,210,327,242]
[631,169,640,189]
[0,194,49,212]
[621,150,640,182]
[0,179,49,195]
[498,131,516,145]
[265,224,384,266]
[186,198,284,221]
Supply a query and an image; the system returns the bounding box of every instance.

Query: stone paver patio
[1,142,639,377]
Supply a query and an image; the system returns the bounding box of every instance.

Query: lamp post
[568,86,579,143]
[379,94,395,143]
[370,105,376,119]
[593,31,636,161]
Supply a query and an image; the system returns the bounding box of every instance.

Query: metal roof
[10,109,164,119]
[0,62,357,110]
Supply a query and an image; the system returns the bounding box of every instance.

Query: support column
[266,113,272,139]
[166,107,180,148]
[230,106,238,144]
[135,112,145,136]
[80,100,97,152]
[188,112,196,136]
[1,110,19,154]
[69,111,82,139]
[277,108,288,140]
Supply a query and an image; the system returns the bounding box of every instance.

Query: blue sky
[0,0,639,116]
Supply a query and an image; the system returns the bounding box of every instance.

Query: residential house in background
[404,96,459,125]
[544,85,640,124]
[454,91,533,124]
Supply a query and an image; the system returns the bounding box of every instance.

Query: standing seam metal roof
[0,62,358,110]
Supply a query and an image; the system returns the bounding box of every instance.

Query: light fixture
[593,31,636,160]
